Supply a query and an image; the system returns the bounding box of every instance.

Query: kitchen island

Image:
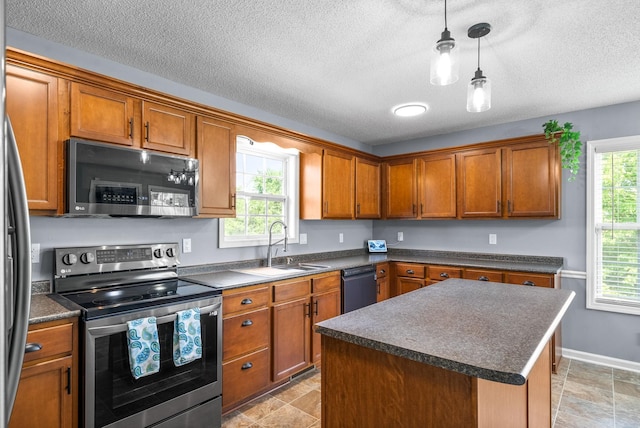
[315,279,574,428]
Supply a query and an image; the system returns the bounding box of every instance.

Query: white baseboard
[563,348,640,373]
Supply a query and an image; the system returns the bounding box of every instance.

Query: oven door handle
[87,303,221,336]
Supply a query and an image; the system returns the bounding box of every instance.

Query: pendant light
[466,23,492,112]
[430,0,459,86]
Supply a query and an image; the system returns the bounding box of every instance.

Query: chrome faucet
[267,220,288,267]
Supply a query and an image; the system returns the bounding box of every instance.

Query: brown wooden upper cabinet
[457,139,559,219]
[70,82,138,147]
[322,150,355,219]
[69,83,196,156]
[141,101,195,156]
[6,65,60,212]
[196,116,236,217]
[301,149,379,219]
[383,158,418,218]
[457,147,503,218]
[503,140,559,218]
[419,153,457,219]
[355,157,381,219]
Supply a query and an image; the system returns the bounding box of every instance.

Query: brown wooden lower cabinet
[376,262,390,302]
[271,296,312,381]
[222,348,270,409]
[321,336,551,428]
[9,318,78,428]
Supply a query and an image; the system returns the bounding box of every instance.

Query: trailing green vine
[543,120,582,181]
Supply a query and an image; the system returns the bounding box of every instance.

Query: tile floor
[222,359,640,427]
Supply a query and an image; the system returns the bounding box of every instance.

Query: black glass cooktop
[59,279,221,320]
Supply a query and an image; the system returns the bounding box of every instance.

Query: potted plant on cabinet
[543,119,582,181]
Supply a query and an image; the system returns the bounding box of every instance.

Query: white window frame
[218,136,299,249]
[586,135,640,316]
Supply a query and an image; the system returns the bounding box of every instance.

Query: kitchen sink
[234,263,331,277]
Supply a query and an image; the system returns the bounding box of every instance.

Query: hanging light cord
[444,0,448,29]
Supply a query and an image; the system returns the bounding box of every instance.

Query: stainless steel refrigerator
[2,0,33,425]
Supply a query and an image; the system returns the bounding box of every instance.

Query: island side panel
[476,342,551,428]
[321,336,478,427]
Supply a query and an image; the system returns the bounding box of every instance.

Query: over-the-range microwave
[66,138,199,217]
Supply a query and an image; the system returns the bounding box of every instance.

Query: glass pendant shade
[466,70,491,112]
[430,29,459,86]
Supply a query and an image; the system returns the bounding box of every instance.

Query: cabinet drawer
[428,265,462,280]
[312,272,340,293]
[463,269,503,283]
[272,278,311,303]
[505,272,554,288]
[222,347,270,409]
[395,263,426,278]
[376,263,389,279]
[223,286,269,317]
[23,322,73,364]
[223,308,270,360]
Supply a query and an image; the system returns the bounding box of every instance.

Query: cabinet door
[384,158,418,218]
[6,65,59,211]
[70,82,137,146]
[271,297,311,381]
[377,275,390,302]
[396,277,424,295]
[504,141,559,218]
[9,356,73,428]
[322,150,355,219]
[355,157,381,218]
[419,153,456,218]
[457,148,502,218]
[311,289,341,365]
[196,116,236,216]
[142,101,195,156]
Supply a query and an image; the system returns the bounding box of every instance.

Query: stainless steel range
[53,243,222,428]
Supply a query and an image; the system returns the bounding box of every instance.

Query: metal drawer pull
[406,269,415,275]
[241,319,253,327]
[241,298,253,305]
[478,276,489,281]
[25,343,42,353]
[128,118,134,138]
[440,272,449,278]
[523,280,536,286]
[241,362,253,370]
[144,121,150,141]
[379,269,386,274]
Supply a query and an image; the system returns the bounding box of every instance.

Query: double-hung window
[587,135,640,315]
[219,136,299,248]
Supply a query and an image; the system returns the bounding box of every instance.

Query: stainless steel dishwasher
[341,265,377,313]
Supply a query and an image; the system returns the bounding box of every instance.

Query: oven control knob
[80,252,95,264]
[62,253,78,266]
[166,247,175,258]
[153,248,163,258]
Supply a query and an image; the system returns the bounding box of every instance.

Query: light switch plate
[397,232,404,242]
[299,233,307,245]
[339,233,344,243]
[489,234,497,245]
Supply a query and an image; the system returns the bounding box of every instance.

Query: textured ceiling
[6,0,640,145]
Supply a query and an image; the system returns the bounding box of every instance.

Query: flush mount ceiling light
[392,103,429,117]
[430,0,459,86]
[466,22,492,113]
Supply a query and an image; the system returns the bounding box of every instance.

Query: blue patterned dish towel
[173,307,202,366]
[126,317,160,380]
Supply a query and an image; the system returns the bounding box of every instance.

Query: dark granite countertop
[316,278,574,385]
[29,294,81,324]
[179,249,563,291]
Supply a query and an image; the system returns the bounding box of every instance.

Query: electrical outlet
[339,233,344,243]
[182,238,192,253]
[300,233,307,245]
[489,234,497,245]
[397,232,404,242]
[31,243,40,263]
